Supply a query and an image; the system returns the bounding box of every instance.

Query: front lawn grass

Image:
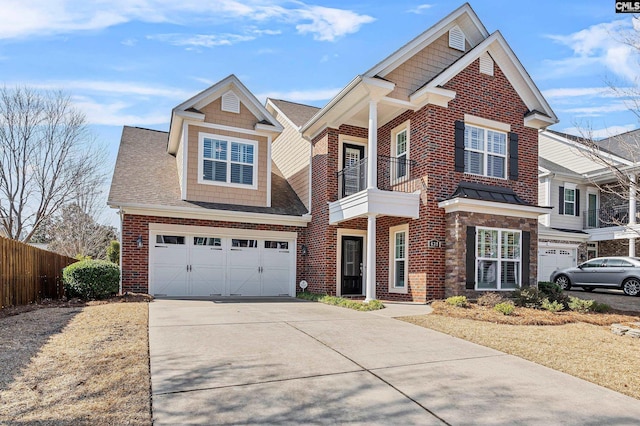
[297,291,385,311]
[0,301,151,425]
[402,301,640,400]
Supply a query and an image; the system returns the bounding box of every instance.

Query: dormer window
[221,91,240,113]
[449,26,465,51]
[199,133,257,189]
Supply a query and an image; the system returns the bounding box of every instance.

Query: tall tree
[46,202,117,259]
[0,87,104,242]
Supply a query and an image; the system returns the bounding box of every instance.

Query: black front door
[341,236,363,295]
[342,143,365,197]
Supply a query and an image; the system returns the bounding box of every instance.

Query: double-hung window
[563,187,576,216]
[464,124,506,179]
[389,224,409,293]
[200,134,256,188]
[391,122,410,182]
[476,227,520,290]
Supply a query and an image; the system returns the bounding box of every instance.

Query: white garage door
[149,232,294,297]
[538,248,576,282]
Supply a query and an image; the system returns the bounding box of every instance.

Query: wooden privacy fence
[0,236,77,307]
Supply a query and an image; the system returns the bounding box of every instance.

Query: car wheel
[622,278,640,296]
[554,275,571,291]
[582,286,594,292]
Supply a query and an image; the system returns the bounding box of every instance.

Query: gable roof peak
[365,2,489,78]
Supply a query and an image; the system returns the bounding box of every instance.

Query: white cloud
[559,101,632,117]
[72,96,168,126]
[256,87,341,103]
[24,80,193,100]
[407,4,434,15]
[0,0,374,42]
[562,124,637,139]
[546,18,639,82]
[121,38,137,46]
[148,33,256,47]
[542,87,612,99]
[293,5,375,41]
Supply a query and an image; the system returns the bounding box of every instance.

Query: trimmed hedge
[63,259,120,300]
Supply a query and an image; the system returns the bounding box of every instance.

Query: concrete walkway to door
[149,298,640,425]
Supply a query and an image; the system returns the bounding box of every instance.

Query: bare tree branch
[0,87,105,242]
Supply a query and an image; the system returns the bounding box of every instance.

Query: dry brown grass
[0,302,151,425]
[402,303,640,400]
[430,300,640,325]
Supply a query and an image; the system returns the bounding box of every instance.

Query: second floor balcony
[337,155,419,199]
[584,203,640,229]
[329,155,421,224]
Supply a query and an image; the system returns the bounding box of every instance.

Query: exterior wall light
[137,235,144,248]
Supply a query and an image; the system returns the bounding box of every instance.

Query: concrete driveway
[149,299,640,425]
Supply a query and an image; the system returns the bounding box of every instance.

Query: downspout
[118,208,123,295]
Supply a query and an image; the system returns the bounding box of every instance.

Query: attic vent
[449,26,465,51]
[221,91,240,113]
[479,52,494,76]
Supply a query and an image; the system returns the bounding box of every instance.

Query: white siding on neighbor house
[538,176,550,227]
[271,112,310,210]
[539,133,606,175]
[176,135,184,198]
[547,178,592,230]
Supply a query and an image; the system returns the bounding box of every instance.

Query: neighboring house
[109,3,558,301]
[537,129,640,282]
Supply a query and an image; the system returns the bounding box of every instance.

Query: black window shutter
[465,226,476,290]
[558,186,564,215]
[575,189,580,217]
[455,120,465,172]
[508,132,518,180]
[521,231,530,288]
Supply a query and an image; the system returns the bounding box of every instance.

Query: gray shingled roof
[595,128,640,162]
[108,126,307,216]
[269,99,320,128]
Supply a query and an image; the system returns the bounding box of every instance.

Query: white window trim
[563,182,576,216]
[464,124,507,180]
[197,132,259,190]
[475,226,521,291]
[338,135,367,171]
[389,224,409,294]
[391,120,410,185]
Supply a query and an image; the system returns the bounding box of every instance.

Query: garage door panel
[151,264,188,296]
[190,236,226,296]
[262,242,291,296]
[539,248,575,282]
[228,246,261,296]
[150,230,295,297]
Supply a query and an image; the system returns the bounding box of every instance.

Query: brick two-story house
[109,3,557,301]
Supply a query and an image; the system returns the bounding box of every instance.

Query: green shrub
[538,281,570,306]
[107,240,120,265]
[63,260,120,300]
[512,287,546,309]
[445,295,468,307]
[592,301,612,313]
[567,296,594,313]
[296,292,384,311]
[494,301,515,315]
[476,292,504,307]
[541,298,564,313]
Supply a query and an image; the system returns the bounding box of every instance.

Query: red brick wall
[305,58,539,301]
[121,214,306,294]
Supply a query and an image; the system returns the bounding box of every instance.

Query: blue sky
[1,1,638,225]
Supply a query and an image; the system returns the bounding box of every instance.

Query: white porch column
[365,214,377,302]
[367,100,378,190]
[629,173,637,257]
